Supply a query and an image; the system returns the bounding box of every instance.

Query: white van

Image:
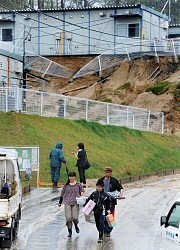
[0,149,22,248]
[160,198,180,250]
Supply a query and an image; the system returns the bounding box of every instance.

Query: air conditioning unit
[99,11,106,17]
[14,61,22,73]
[66,32,72,40]
[161,21,168,29]
[54,32,61,40]
[24,14,31,20]
[0,14,6,20]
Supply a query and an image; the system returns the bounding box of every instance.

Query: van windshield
[168,204,180,228]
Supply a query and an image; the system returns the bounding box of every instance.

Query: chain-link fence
[73,38,180,79]
[0,87,164,134]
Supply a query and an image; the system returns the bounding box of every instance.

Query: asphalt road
[9,174,180,250]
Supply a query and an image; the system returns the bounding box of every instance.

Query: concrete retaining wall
[120,168,180,184]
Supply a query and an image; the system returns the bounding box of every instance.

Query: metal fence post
[154,40,159,63]
[16,87,19,112]
[98,56,102,77]
[161,112,164,134]
[107,103,109,124]
[85,99,88,121]
[126,106,129,127]
[5,88,8,112]
[64,96,67,118]
[40,92,43,116]
[125,44,130,61]
[133,113,135,129]
[147,110,150,131]
[172,39,178,62]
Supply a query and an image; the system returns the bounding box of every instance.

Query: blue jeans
[51,166,60,184]
[94,213,105,234]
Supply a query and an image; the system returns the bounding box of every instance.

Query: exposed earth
[27,55,180,135]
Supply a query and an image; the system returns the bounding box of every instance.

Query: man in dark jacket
[49,142,67,191]
[98,166,124,237]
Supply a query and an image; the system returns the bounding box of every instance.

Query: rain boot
[74,224,80,233]
[67,229,72,237]
[98,232,103,243]
[53,182,58,192]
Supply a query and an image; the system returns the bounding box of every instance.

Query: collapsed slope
[27,56,180,135]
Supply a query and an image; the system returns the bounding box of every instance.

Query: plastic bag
[106,214,116,227]
[82,199,96,215]
[85,212,95,224]
[76,196,87,206]
[106,190,120,199]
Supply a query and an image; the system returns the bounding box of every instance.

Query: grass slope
[0,112,180,183]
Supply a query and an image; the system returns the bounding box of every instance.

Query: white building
[0,4,169,56]
[0,48,23,87]
[168,24,180,38]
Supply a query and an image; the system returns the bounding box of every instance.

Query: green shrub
[119,82,132,90]
[103,98,112,103]
[146,81,171,95]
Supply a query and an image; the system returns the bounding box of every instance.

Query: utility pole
[23,25,31,89]
[161,0,171,21]
[168,0,171,21]
[23,25,26,89]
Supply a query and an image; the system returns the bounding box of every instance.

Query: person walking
[72,143,87,188]
[58,172,85,237]
[84,180,112,243]
[98,166,124,237]
[49,141,67,191]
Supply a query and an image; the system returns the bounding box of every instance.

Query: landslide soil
[27,55,180,135]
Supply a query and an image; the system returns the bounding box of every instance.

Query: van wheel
[13,220,19,240]
[1,224,13,248]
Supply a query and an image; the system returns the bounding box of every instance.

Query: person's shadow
[65,236,79,250]
[84,237,115,250]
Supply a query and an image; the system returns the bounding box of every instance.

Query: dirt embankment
[27,55,180,135]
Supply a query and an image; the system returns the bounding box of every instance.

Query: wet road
[9,174,180,250]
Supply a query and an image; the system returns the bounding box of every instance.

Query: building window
[117,23,127,37]
[116,23,140,38]
[128,23,139,37]
[2,29,12,42]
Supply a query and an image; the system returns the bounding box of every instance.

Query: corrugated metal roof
[0,4,168,20]
[0,4,141,13]
[169,24,180,27]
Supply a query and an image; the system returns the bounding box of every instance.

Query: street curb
[120,168,180,184]
[21,168,180,191]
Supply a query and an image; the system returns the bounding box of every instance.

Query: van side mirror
[160,216,167,226]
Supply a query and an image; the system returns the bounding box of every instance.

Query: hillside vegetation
[0,112,179,184]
